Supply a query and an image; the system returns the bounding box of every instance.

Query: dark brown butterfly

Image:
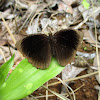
[16,29,82,69]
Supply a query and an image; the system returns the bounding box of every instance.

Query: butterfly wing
[53,29,82,66]
[16,34,51,69]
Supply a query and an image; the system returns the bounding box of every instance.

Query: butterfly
[16,29,82,69]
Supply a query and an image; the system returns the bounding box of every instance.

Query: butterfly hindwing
[16,34,51,69]
[53,29,81,66]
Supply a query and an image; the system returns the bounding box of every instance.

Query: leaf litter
[0,0,100,100]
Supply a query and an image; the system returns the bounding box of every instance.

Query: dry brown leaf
[83,29,95,43]
[62,64,86,83]
[82,29,100,48]
[0,39,7,46]
[58,1,73,14]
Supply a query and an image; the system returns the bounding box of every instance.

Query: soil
[31,42,99,100]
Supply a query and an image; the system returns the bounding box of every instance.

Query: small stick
[91,1,100,100]
[46,82,48,100]
[26,96,30,100]
[35,84,84,99]
[74,7,100,30]
[42,85,67,100]
[0,13,16,44]
[48,71,98,86]
[19,10,34,32]
[0,12,24,59]
[66,84,85,97]
[56,77,74,100]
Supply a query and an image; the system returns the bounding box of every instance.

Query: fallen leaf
[58,1,73,14]
[0,39,7,46]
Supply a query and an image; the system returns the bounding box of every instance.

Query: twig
[35,84,84,99]
[0,12,16,44]
[29,13,38,26]
[74,7,100,29]
[0,12,24,59]
[46,82,48,100]
[91,1,100,100]
[72,7,92,25]
[48,71,98,86]
[19,10,35,32]
[56,77,74,100]
[42,86,67,100]
[66,84,85,97]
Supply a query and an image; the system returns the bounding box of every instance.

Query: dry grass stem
[46,82,48,100]
[91,1,100,100]
[48,71,98,86]
[66,84,85,97]
[56,77,74,100]
[0,48,7,62]
[42,86,67,100]
[19,11,35,32]
[26,96,31,100]
[35,84,84,99]
[29,13,38,26]
[0,13,24,59]
[0,13,16,44]
[74,7,100,29]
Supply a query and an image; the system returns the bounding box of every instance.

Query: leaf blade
[0,58,64,100]
[0,55,14,87]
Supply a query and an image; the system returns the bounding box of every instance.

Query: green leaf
[0,54,14,87]
[0,58,64,100]
[83,47,87,51]
[99,0,100,3]
[82,0,90,9]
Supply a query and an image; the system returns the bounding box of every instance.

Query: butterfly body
[16,29,82,69]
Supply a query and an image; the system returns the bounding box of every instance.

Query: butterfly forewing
[16,29,82,69]
[16,34,51,69]
[53,29,81,66]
